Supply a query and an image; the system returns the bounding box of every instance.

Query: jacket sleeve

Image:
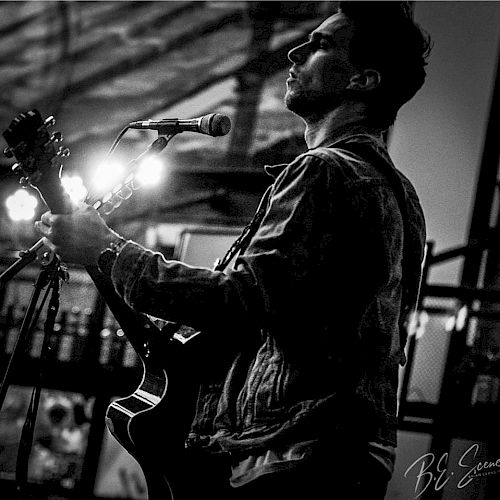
[232,155,337,338]
[109,155,334,341]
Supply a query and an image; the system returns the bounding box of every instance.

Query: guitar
[2,109,203,499]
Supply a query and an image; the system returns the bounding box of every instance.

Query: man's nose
[287,41,309,64]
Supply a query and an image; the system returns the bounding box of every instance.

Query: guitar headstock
[3,109,73,214]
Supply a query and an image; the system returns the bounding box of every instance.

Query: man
[36,2,431,499]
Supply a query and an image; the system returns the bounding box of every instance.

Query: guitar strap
[213,135,425,365]
[213,185,273,272]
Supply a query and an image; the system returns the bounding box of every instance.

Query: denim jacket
[110,128,426,454]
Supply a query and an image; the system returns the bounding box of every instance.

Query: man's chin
[284,94,308,117]
[285,97,320,120]
[285,93,336,120]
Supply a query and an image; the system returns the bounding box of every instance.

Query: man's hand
[35,203,120,266]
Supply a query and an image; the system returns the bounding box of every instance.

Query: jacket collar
[264,123,386,179]
[314,123,386,149]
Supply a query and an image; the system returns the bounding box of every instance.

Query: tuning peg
[57,147,70,157]
[3,146,14,158]
[11,163,22,175]
[44,115,56,127]
[43,131,64,149]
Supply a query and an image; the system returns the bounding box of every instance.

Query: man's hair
[338,1,432,128]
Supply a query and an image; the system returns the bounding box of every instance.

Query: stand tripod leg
[0,264,56,411]
[0,260,64,499]
[13,263,62,499]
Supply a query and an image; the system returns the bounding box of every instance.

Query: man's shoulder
[298,136,390,186]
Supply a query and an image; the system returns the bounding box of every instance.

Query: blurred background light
[445,314,456,333]
[455,305,468,332]
[91,160,125,194]
[135,156,164,187]
[61,175,88,204]
[5,189,38,221]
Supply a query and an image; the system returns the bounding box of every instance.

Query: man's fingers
[34,220,51,237]
[40,211,54,226]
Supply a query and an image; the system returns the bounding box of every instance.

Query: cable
[103,126,131,160]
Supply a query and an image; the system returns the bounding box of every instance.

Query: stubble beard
[285,88,339,121]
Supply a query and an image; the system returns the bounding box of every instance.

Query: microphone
[128,113,231,137]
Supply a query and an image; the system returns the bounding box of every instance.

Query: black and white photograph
[0,1,499,499]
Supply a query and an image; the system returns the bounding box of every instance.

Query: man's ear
[347,69,381,91]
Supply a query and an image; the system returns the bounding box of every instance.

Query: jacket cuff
[110,241,154,307]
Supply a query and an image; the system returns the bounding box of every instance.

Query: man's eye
[308,37,331,51]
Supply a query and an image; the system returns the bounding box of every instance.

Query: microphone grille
[201,113,231,137]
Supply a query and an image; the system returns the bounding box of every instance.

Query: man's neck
[304,103,374,149]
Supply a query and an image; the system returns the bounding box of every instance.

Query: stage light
[61,175,88,203]
[91,160,124,193]
[6,189,38,221]
[445,305,468,333]
[455,305,468,331]
[135,156,163,187]
[445,314,456,332]
[407,310,429,339]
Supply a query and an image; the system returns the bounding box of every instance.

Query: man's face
[285,13,359,118]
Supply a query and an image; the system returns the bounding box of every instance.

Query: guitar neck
[35,171,75,215]
[2,109,160,362]
[37,172,156,360]
[85,264,154,359]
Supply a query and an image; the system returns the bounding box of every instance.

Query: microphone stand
[0,239,54,284]
[14,259,64,499]
[0,254,64,411]
[0,254,66,498]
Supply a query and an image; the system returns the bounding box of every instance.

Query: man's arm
[106,155,344,349]
[35,156,352,346]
